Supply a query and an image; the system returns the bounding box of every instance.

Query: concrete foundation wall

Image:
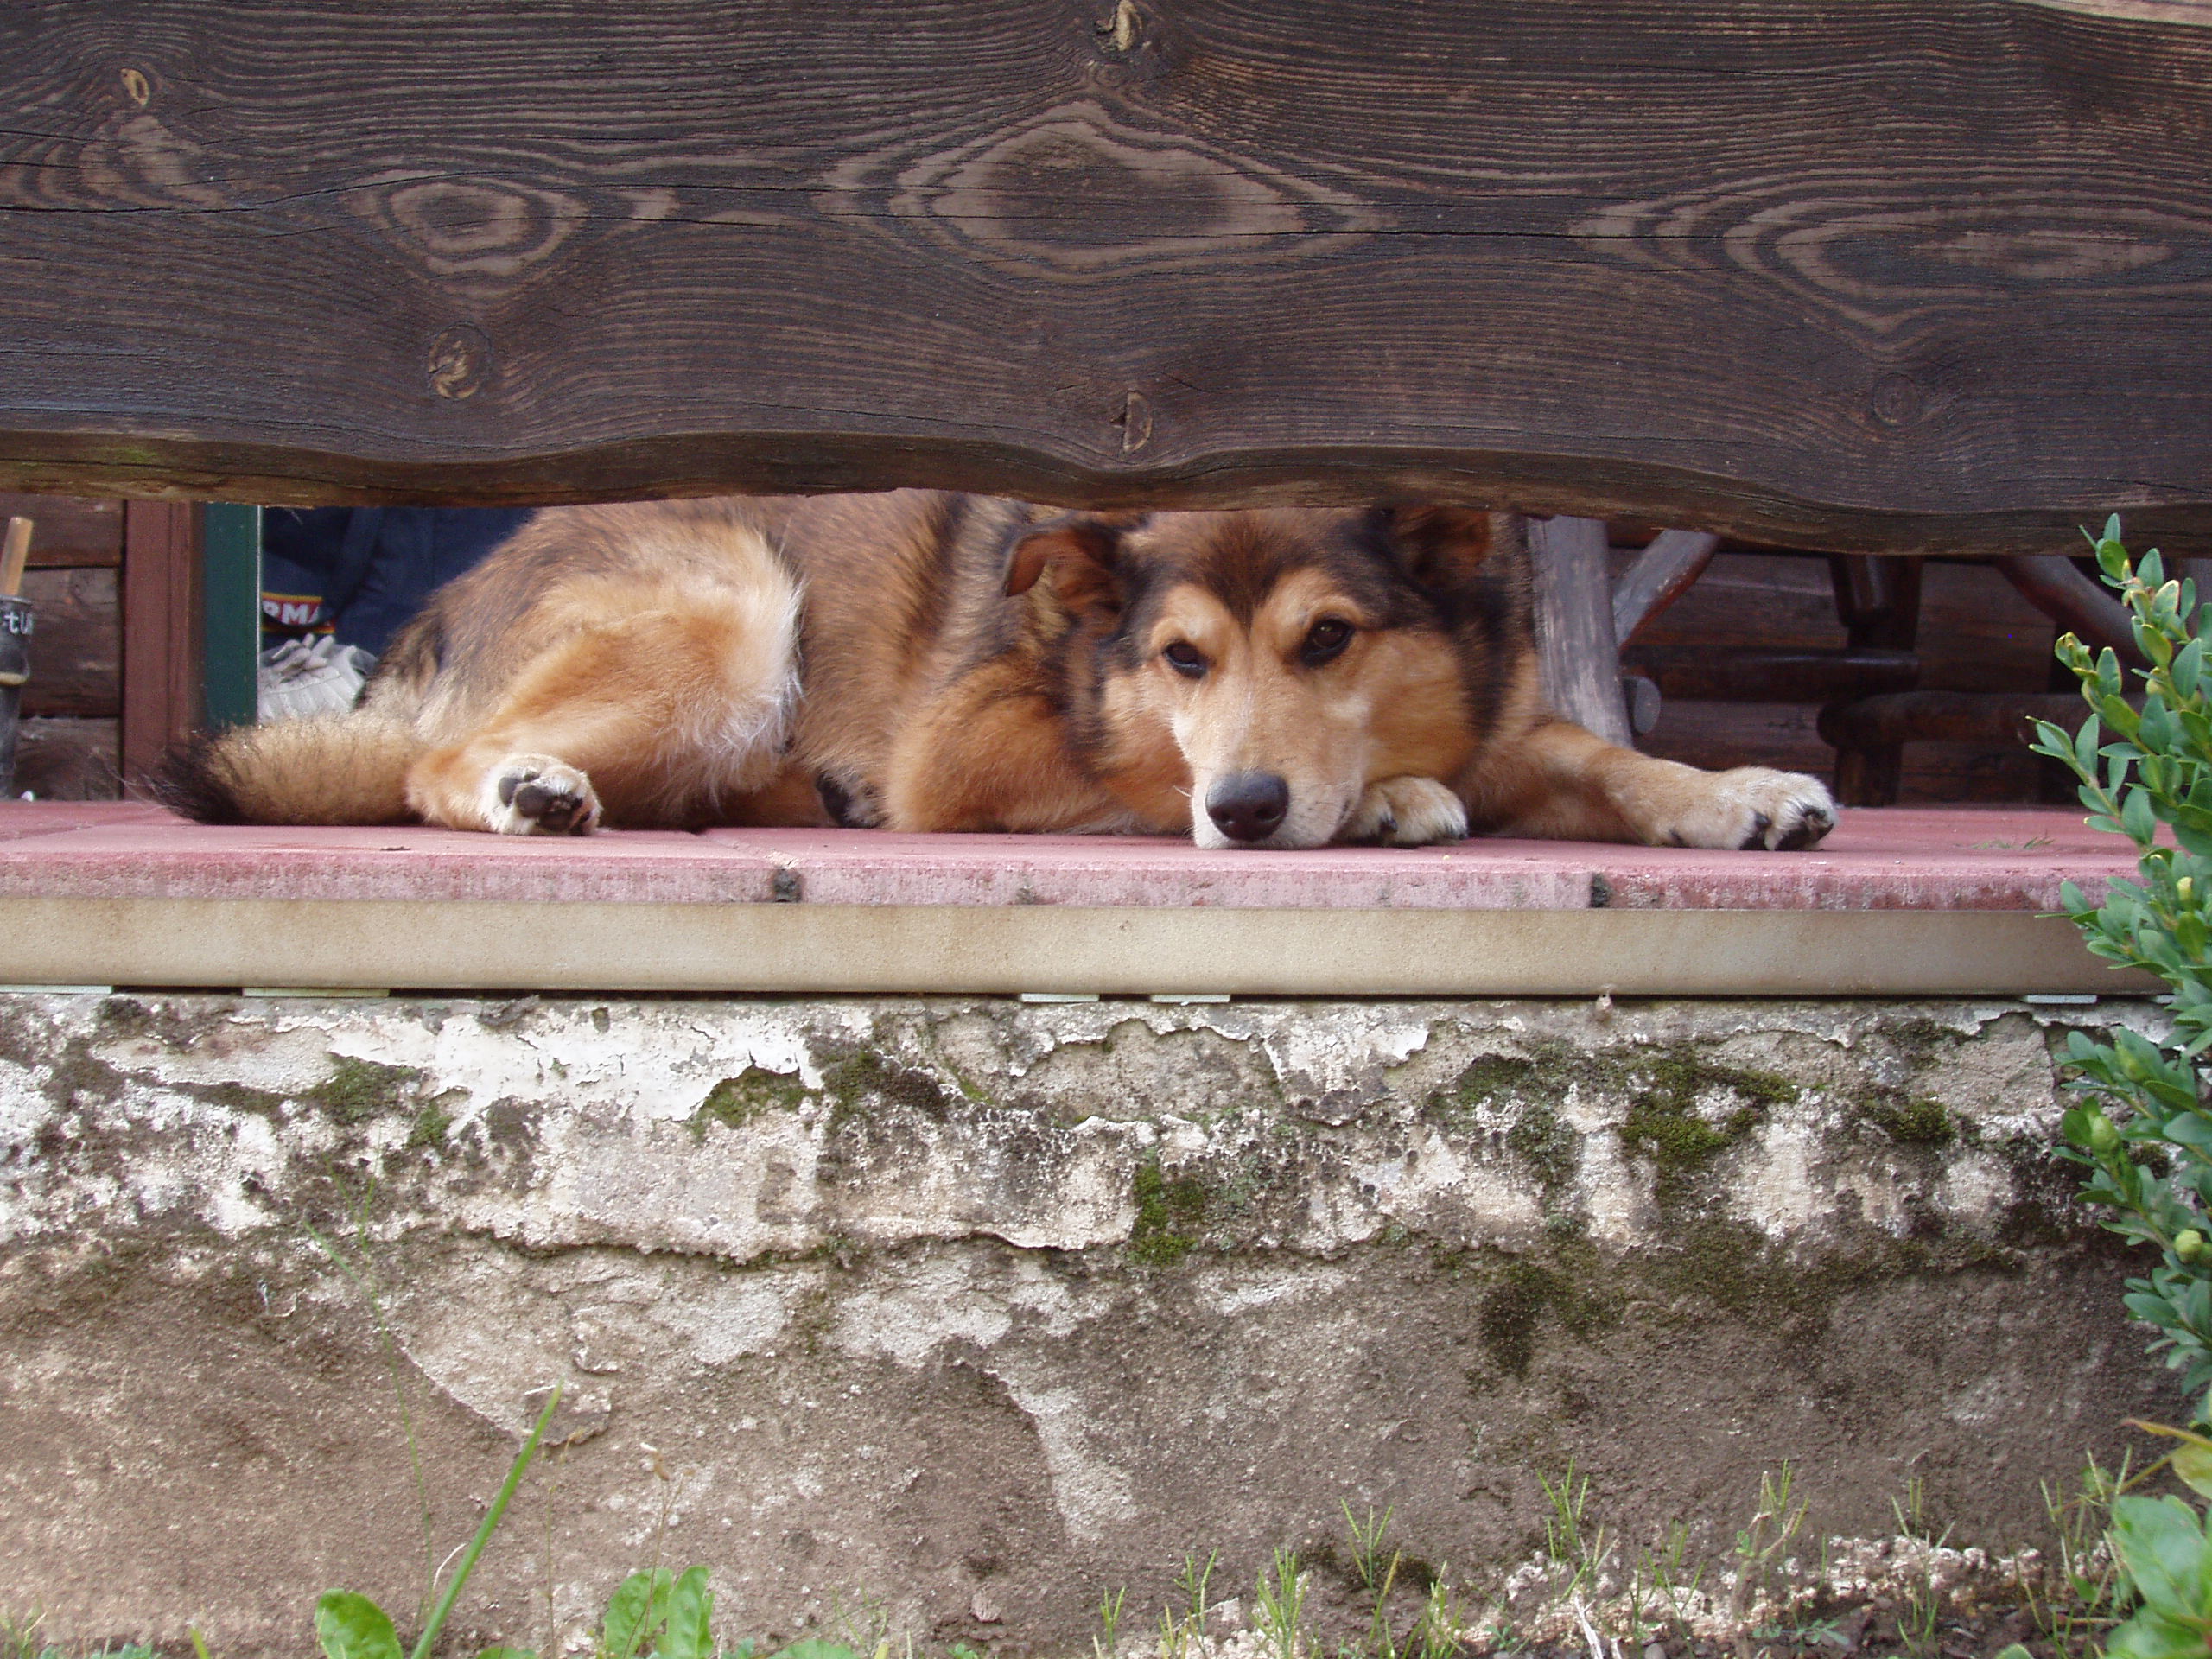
[0,992,2176,1655]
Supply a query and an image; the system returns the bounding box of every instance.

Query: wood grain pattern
[0,495,121,569]
[10,716,119,801]
[1531,516,1633,747]
[16,568,119,719]
[118,501,195,786]
[5,3,2212,547]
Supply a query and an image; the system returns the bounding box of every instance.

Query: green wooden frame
[200,503,260,731]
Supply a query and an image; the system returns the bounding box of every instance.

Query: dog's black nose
[1205,772,1290,843]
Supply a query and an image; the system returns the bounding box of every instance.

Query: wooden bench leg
[1831,738,1904,808]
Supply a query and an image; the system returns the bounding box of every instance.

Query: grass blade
[407,1384,563,1659]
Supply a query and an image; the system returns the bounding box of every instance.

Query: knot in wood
[1115,391,1154,454]
[1869,374,1925,429]
[426,325,493,401]
[1096,0,1141,53]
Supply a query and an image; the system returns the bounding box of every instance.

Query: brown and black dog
[160,492,1837,851]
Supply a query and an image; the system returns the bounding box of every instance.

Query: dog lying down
[160,494,1837,852]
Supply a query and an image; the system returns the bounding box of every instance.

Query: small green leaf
[315,1594,403,1659]
[2112,1494,2212,1622]
[2173,1440,2212,1501]
[765,1642,869,1659]
[660,1567,715,1659]
[2106,1603,2212,1659]
[478,1649,538,1659]
[2127,787,2161,847]
[604,1569,675,1659]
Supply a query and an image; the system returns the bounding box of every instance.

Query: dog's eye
[1163,641,1207,678]
[1301,619,1355,664]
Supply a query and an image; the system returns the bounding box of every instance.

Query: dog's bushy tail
[154,713,423,825]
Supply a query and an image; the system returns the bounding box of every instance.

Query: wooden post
[200,504,262,731]
[120,502,201,789]
[1530,515,1633,747]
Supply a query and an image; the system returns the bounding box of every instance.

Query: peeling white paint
[0,992,2163,1278]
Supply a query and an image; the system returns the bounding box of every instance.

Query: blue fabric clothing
[261,507,531,658]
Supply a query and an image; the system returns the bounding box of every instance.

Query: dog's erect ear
[1370,505,1494,588]
[1003,512,1141,609]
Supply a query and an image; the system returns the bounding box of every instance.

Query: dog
[158,493,1838,852]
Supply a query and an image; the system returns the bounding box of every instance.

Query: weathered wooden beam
[1992,554,2142,661]
[7,3,2212,548]
[1613,531,1720,647]
[1531,516,1634,747]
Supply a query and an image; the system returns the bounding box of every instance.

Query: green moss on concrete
[1617,1054,1794,1192]
[1130,1154,1211,1268]
[1425,1041,1805,1215]
[0,1017,128,1111]
[187,1080,290,1120]
[406,1090,463,1151]
[819,1046,950,1134]
[1858,1090,1956,1145]
[1446,1236,1624,1378]
[1427,1051,1560,1122]
[690,1067,810,1140]
[1504,1100,1581,1202]
[305,1056,418,1125]
[1643,1215,2015,1340]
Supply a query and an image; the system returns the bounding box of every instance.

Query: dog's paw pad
[1689,769,1836,852]
[1772,799,1835,851]
[1343,777,1469,847]
[483,757,601,836]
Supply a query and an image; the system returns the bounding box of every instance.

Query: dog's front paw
[481,755,601,836]
[1342,776,1469,847]
[1657,767,1836,851]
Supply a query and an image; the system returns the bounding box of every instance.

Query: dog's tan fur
[162,492,1836,853]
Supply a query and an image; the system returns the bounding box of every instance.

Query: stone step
[0,804,2158,995]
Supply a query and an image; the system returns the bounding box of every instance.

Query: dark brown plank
[1631,645,1919,705]
[0,495,121,569]
[10,716,120,801]
[1637,698,2050,805]
[15,567,119,718]
[4,3,2212,548]
[119,501,197,786]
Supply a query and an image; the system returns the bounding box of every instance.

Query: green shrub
[2032,520,2212,1659]
[2031,518,2212,1396]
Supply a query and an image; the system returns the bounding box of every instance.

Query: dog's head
[1005,505,1500,848]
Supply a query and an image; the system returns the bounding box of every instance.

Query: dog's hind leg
[404,587,800,834]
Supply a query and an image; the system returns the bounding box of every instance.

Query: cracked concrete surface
[0,992,2177,1655]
